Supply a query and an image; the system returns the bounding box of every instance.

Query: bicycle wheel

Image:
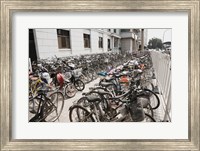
[43,91,64,122]
[84,70,94,83]
[89,68,98,80]
[64,83,77,98]
[143,88,160,110]
[144,113,156,122]
[95,95,110,122]
[141,80,154,92]
[79,74,89,84]
[29,97,40,114]
[74,79,85,91]
[29,98,43,122]
[77,95,108,122]
[69,105,95,122]
[77,97,90,107]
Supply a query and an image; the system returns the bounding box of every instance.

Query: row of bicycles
[29,52,134,122]
[69,52,160,122]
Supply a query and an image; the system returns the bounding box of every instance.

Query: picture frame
[0,0,199,150]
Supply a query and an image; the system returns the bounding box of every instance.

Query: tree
[148,38,163,50]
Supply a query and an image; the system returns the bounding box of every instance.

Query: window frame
[99,37,103,48]
[83,33,91,48]
[108,38,111,51]
[57,29,71,49]
[114,37,118,48]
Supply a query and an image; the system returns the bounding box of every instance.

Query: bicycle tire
[79,74,89,84]
[87,87,115,118]
[74,79,85,91]
[77,95,109,122]
[84,70,94,83]
[89,68,98,80]
[77,97,90,108]
[96,94,110,121]
[144,113,156,122]
[143,88,160,110]
[29,97,40,114]
[29,97,43,122]
[43,91,64,122]
[64,83,77,98]
[69,105,95,122]
[141,80,154,92]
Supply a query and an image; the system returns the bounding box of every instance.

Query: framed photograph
[0,0,199,150]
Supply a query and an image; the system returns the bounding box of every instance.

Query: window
[114,29,116,33]
[114,38,118,47]
[83,34,90,48]
[108,29,111,32]
[99,37,103,48]
[108,39,111,50]
[57,29,70,49]
[121,29,130,32]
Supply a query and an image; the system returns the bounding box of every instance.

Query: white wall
[121,39,131,52]
[35,29,119,59]
[70,29,87,55]
[90,30,99,53]
[103,34,109,52]
[91,29,111,53]
[35,29,71,59]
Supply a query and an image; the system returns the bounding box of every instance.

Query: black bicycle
[69,78,156,122]
[29,89,64,122]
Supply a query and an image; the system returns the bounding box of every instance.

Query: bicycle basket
[72,68,82,78]
[129,98,145,122]
[64,72,72,80]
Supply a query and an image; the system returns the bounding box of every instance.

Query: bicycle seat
[86,95,101,102]
[95,89,111,96]
[100,82,114,87]
[98,72,107,76]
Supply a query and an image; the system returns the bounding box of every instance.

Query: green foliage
[148,38,163,50]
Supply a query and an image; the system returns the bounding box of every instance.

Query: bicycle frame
[29,93,58,122]
[29,78,43,97]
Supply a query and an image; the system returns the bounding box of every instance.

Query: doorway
[29,29,38,62]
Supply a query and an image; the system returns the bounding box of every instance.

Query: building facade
[120,29,140,53]
[29,28,141,61]
[137,29,148,49]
